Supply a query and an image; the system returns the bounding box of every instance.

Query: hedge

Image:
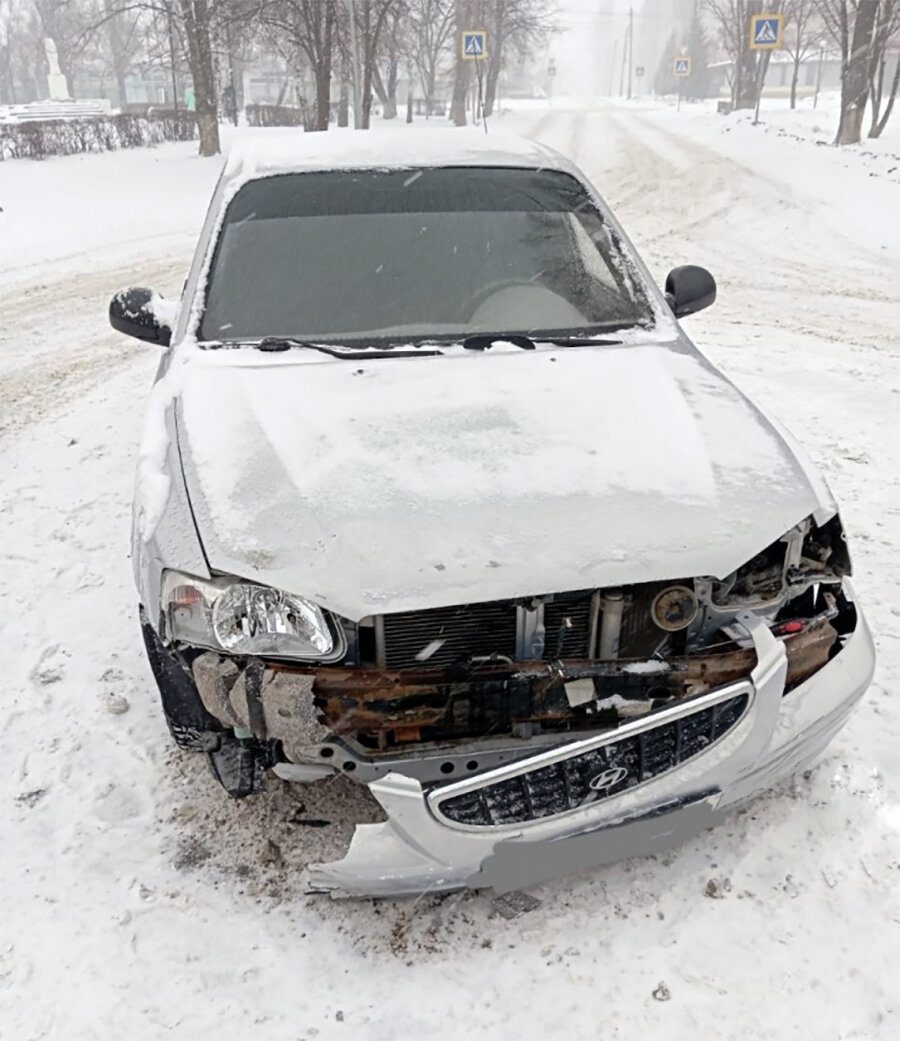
[0,111,198,162]
[245,103,308,129]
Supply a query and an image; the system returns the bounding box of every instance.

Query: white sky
[548,0,677,97]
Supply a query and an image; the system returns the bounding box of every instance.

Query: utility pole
[619,26,627,95]
[627,6,633,101]
[608,38,618,97]
[345,0,363,128]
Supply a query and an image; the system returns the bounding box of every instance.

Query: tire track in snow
[551,106,899,356]
[0,251,189,439]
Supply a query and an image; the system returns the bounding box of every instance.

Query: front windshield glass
[200,166,654,345]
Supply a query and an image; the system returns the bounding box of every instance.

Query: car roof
[222,127,573,184]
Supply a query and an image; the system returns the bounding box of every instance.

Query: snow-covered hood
[175,342,826,621]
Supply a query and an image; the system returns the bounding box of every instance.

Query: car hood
[175,342,826,621]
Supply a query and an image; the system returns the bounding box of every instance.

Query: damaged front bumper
[308,588,873,896]
[190,583,874,897]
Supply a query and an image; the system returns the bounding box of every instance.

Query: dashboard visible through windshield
[200,166,654,345]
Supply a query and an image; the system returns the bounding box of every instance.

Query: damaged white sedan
[110,130,875,897]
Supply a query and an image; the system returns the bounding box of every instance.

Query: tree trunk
[384,55,398,118]
[361,59,373,128]
[450,0,469,125]
[338,75,349,126]
[311,2,334,131]
[483,48,501,117]
[450,58,468,125]
[870,53,900,138]
[835,0,878,145]
[179,0,220,156]
[790,55,800,109]
[868,54,885,135]
[734,50,758,109]
[425,70,435,116]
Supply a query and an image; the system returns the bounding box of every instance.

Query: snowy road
[2,104,899,1041]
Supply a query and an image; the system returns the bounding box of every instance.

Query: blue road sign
[750,14,783,50]
[462,31,487,60]
[674,57,691,77]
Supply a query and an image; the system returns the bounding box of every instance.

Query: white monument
[44,38,71,101]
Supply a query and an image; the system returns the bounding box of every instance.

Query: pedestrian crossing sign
[462,31,487,60]
[750,14,783,50]
[673,57,691,77]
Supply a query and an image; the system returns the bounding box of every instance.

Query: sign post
[461,31,488,132]
[673,55,691,111]
[749,14,783,124]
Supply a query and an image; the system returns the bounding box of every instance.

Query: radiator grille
[377,581,685,669]
[380,601,518,669]
[435,692,749,827]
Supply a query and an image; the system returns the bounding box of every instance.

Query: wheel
[139,608,272,797]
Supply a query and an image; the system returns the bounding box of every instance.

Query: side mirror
[109,287,172,346]
[664,265,717,318]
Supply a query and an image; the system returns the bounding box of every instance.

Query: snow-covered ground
[1,102,899,1040]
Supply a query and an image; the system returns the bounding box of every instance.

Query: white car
[110,130,875,897]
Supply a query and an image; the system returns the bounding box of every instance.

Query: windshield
[200,166,654,345]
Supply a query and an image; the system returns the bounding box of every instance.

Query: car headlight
[160,570,340,660]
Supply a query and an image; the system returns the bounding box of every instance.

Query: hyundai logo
[588,765,628,792]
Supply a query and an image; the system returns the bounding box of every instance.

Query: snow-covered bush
[0,112,198,162]
[245,104,308,129]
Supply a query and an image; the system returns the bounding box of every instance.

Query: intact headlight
[160,570,340,660]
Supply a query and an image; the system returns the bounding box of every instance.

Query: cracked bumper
[307,582,875,897]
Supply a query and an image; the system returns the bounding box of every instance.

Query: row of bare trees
[0,0,556,156]
[704,0,900,142]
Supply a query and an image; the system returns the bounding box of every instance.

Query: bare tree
[372,0,403,118]
[867,0,900,134]
[704,0,783,109]
[403,0,454,115]
[98,0,145,106]
[353,0,398,128]
[449,0,471,125]
[253,0,336,131]
[34,0,97,97]
[817,0,880,143]
[783,0,819,107]
[479,0,555,116]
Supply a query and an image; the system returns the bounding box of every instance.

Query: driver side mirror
[665,265,716,318]
[109,287,172,346]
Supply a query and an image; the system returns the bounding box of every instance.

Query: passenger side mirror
[664,265,716,318]
[109,287,172,346]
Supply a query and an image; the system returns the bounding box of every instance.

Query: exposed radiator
[376,582,676,670]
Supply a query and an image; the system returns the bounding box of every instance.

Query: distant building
[706,50,898,100]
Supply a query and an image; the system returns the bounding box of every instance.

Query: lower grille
[434,691,749,827]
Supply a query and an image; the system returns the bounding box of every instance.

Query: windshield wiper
[254,337,444,359]
[461,334,622,351]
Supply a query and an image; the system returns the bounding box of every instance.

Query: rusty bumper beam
[312,622,837,742]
